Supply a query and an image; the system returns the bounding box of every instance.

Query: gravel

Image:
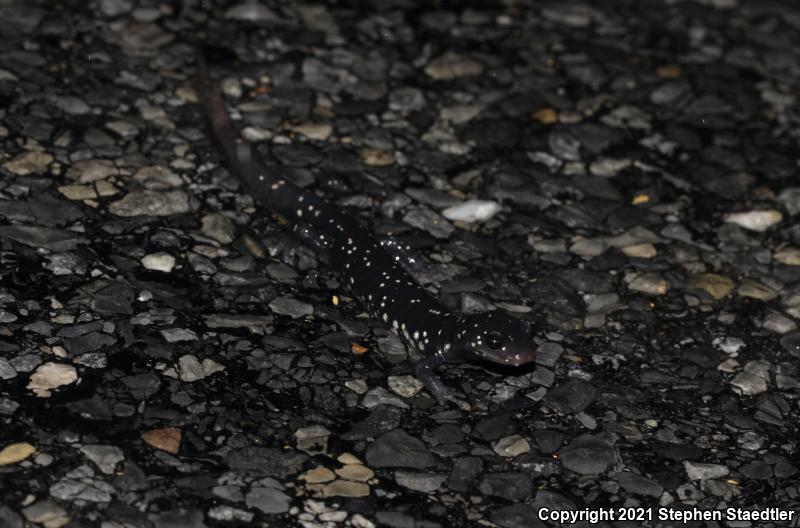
[0,1,797,525]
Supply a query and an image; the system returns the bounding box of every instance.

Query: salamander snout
[500,346,537,366]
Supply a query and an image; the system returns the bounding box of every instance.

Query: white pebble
[141,252,176,272]
[684,461,729,481]
[724,210,782,232]
[27,362,78,397]
[441,200,501,223]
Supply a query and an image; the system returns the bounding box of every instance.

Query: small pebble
[27,363,78,397]
[441,200,502,223]
[0,442,36,465]
[141,252,176,272]
[493,435,531,457]
[387,375,424,397]
[724,210,782,232]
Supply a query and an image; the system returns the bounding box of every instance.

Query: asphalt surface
[0,1,799,527]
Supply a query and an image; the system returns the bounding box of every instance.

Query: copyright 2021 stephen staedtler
[538,506,796,524]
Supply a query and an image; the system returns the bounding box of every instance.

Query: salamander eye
[486,331,504,350]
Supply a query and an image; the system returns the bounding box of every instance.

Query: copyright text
[538,506,796,524]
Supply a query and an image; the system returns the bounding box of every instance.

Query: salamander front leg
[415,352,471,411]
[292,222,332,262]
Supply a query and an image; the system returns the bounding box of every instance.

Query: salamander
[196,52,536,409]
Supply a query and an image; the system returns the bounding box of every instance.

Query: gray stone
[425,52,483,80]
[684,461,729,481]
[150,508,207,528]
[118,22,174,55]
[121,373,161,400]
[50,472,115,502]
[366,429,435,469]
[342,405,404,441]
[0,226,86,252]
[493,435,531,457]
[739,460,772,480]
[0,358,16,380]
[269,296,313,319]
[100,0,132,17]
[225,446,308,478]
[203,314,272,329]
[362,387,409,409]
[201,213,236,244]
[21,500,68,527]
[614,471,663,497]
[394,471,446,493]
[161,328,198,343]
[478,472,533,501]
[0,5,44,34]
[245,487,291,514]
[79,444,124,474]
[176,354,224,382]
[109,190,196,217]
[402,207,454,239]
[559,433,618,475]
[134,165,182,189]
[388,87,426,113]
[543,380,596,414]
[0,506,22,528]
[225,3,277,22]
[51,95,91,115]
[2,150,52,175]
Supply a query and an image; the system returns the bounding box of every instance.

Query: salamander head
[456,312,536,367]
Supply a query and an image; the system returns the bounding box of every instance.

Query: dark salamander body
[196,53,536,409]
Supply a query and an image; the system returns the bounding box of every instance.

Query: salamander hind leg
[379,238,449,285]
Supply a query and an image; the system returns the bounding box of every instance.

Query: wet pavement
[0,1,799,527]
